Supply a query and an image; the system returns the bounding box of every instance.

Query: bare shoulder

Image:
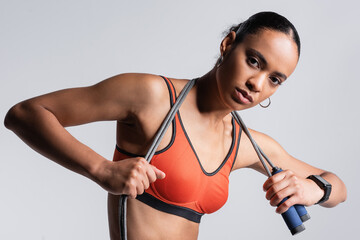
[248,128,286,155]
[96,73,170,107]
[93,73,176,120]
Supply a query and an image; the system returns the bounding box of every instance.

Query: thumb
[151,165,166,179]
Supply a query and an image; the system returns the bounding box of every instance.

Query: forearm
[319,171,347,207]
[4,102,106,183]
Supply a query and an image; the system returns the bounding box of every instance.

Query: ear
[220,31,237,56]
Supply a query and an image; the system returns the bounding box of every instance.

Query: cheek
[217,56,248,87]
[260,87,277,102]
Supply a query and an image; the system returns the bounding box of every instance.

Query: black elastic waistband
[136,192,204,223]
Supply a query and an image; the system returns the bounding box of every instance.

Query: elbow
[323,176,347,208]
[4,102,32,131]
[319,172,348,208]
[4,104,20,130]
[337,176,347,204]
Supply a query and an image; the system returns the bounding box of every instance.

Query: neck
[195,68,233,126]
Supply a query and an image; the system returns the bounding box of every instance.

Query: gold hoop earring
[259,98,271,108]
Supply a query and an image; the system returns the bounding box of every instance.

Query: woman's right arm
[4,73,165,197]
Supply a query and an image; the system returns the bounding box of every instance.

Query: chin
[234,104,255,111]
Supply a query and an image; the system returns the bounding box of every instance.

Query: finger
[269,186,295,207]
[265,179,289,200]
[142,173,150,190]
[263,172,286,191]
[151,165,166,179]
[145,165,157,183]
[276,197,296,214]
[125,180,137,199]
[132,158,150,189]
[132,168,146,195]
[136,161,150,189]
[129,189,137,199]
[135,179,145,196]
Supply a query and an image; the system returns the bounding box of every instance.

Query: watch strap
[307,175,332,204]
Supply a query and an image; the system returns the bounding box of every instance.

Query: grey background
[1,0,359,239]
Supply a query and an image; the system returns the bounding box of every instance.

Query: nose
[245,73,267,92]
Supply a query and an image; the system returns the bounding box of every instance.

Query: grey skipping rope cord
[119,78,196,240]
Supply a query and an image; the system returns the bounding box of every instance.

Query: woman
[4,12,346,239]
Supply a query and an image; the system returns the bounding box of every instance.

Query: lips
[235,88,253,104]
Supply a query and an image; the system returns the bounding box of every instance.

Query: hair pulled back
[226,11,301,56]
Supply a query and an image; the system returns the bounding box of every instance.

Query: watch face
[315,175,331,186]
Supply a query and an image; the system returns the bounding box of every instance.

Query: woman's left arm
[240,129,347,214]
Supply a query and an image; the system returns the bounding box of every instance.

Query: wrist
[307,175,332,204]
[88,156,110,184]
[306,178,324,205]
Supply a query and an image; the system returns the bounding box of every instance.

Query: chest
[149,135,233,214]
[117,111,235,173]
[114,114,241,214]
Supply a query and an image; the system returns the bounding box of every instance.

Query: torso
[105,73,316,239]
[108,76,240,240]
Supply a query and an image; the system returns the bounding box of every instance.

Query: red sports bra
[113,76,242,223]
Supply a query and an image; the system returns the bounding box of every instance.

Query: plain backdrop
[1,0,359,239]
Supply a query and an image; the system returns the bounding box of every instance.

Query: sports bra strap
[160,76,177,105]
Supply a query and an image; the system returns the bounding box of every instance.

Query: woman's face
[216,29,299,110]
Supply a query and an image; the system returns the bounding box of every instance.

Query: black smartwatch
[307,175,332,204]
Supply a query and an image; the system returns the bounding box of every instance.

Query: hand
[262,169,324,214]
[96,157,166,198]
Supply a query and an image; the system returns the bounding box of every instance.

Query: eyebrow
[246,48,288,81]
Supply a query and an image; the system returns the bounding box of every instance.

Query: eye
[269,76,282,86]
[247,57,260,69]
